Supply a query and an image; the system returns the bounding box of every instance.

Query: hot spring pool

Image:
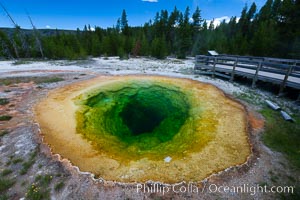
[35,75,250,183]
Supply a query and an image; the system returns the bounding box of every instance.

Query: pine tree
[237,5,248,37]
[140,33,150,56]
[251,20,278,56]
[151,36,167,59]
[0,0,298,60]
[208,20,214,30]
[116,18,121,33]
[192,6,202,30]
[167,7,180,54]
[91,34,101,57]
[121,9,129,35]
[177,6,192,58]
[276,0,299,57]
[0,30,14,58]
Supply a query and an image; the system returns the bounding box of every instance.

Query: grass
[270,175,279,183]
[268,171,280,183]
[21,181,27,187]
[35,174,53,186]
[233,91,263,105]
[25,174,52,200]
[20,161,34,175]
[1,169,13,177]
[257,182,268,187]
[5,156,15,166]
[0,98,9,105]
[0,76,64,86]
[287,175,296,182]
[0,194,8,200]
[54,181,64,192]
[20,151,37,175]
[0,177,15,194]
[12,60,33,65]
[12,158,23,164]
[0,116,12,121]
[26,183,50,200]
[0,130,9,137]
[0,169,15,199]
[234,90,300,168]
[34,77,64,84]
[261,107,300,168]
[234,92,300,199]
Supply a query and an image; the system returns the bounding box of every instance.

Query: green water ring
[74,79,216,162]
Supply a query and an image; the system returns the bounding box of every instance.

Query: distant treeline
[0,0,299,60]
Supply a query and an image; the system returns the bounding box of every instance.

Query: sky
[0,0,266,30]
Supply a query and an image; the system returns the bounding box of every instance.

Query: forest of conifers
[0,0,299,60]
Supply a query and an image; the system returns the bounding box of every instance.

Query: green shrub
[54,181,64,192]
[0,130,9,137]
[1,169,13,176]
[0,177,15,193]
[0,116,12,121]
[0,98,9,105]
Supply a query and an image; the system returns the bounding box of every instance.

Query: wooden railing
[194,55,300,98]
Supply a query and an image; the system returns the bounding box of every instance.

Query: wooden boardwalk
[194,55,300,99]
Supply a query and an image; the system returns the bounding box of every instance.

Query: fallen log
[265,100,280,110]
[280,111,294,122]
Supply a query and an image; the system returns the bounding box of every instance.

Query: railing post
[230,58,238,82]
[212,57,216,78]
[252,61,262,88]
[279,63,295,95]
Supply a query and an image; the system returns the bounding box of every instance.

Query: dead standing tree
[0,2,30,58]
[0,2,19,58]
[27,11,44,58]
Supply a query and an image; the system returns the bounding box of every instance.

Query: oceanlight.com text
[136,183,295,196]
[208,184,295,196]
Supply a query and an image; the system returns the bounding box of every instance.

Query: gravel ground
[0,57,299,200]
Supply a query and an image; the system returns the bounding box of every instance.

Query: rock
[164,156,172,163]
